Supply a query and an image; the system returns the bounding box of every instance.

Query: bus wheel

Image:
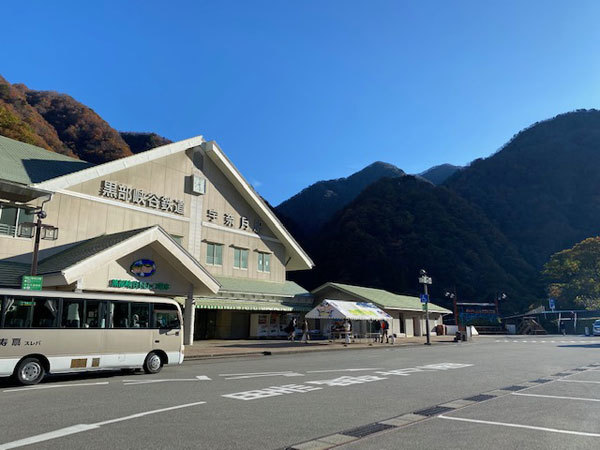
[143,352,163,374]
[15,357,46,385]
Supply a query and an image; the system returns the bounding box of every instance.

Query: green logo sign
[21,276,43,291]
[108,279,170,291]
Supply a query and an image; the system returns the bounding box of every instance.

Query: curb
[183,338,459,361]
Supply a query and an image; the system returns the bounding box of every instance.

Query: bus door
[151,303,181,353]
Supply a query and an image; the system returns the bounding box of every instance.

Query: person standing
[380,319,389,343]
[301,319,310,343]
[344,319,352,344]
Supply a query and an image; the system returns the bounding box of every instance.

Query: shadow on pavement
[557,344,600,348]
[0,369,143,388]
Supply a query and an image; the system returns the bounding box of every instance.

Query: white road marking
[438,415,600,437]
[123,377,211,385]
[306,368,384,373]
[220,371,303,380]
[3,382,109,393]
[0,401,206,449]
[557,379,600,385]
[513,392,600,402]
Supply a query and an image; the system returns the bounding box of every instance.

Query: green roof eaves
[325,282,451,314]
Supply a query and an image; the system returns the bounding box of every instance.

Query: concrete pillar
[184,286,195,345]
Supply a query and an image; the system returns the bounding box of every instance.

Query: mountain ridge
[275,161,405,239]
[0,75,171,163]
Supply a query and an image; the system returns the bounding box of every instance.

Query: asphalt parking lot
[336,362,600,450]
[1,335,598,449]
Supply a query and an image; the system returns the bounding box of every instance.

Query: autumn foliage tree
[542,237,600,310]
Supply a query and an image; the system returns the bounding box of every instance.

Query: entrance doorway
[195,309,217,340]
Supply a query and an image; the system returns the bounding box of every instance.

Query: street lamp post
[445,290,458,326]
[17,204,58,276]
[30,210,46,276]
[495,292,506,317]
[419,269,433,346]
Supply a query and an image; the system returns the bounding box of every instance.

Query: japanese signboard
[206,208,262,233]
[21,275,43,291]
[108,279,171,291]
[100,181,185,215]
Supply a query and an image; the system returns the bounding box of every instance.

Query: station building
[0,135,314,343]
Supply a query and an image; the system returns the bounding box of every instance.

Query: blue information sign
[549,298,555,310]
[420,294,429,304]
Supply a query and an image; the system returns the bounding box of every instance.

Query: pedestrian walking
[301,319,310,343]
[372,320,381,342]
[286,317,297,341]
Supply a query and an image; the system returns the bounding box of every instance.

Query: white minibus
[0,288,184,385]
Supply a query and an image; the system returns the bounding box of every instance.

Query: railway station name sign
[100,180,185,215]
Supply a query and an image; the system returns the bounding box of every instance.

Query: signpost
[419,270,433,346]
[549,298,555,311]
[21,275,43,291]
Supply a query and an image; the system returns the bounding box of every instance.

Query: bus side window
[131,302,149,328]
[61,300,83,328]
[2,297,34,328]
[31,298,59,328]
[84,300,106,328]
[153,303,180,329]
[111,302,131,328]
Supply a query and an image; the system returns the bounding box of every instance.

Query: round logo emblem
[130,259,156,277]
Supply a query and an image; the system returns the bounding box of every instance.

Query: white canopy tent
[306,299,392,321]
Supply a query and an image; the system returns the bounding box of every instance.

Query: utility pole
[419,269,432,346]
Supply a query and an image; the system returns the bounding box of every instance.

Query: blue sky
[2,0,600,204]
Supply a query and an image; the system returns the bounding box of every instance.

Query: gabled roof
[0,226,221,295]
[0,135,92,185]
[0,260,30,287]
[204,141,314,271]
[312,282,451,314]
[29,135,313,272]
[32,136,204,191]
[35,227,154,276]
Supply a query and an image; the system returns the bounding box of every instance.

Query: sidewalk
[184,335,460,360]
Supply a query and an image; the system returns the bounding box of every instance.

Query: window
[153,303,180,329]
[2,296,60,328]
[61,299,83,328]
[131,302,150,328]
[60,299,107,329]
[233,247,248,269]
[110,302,131,328]
[2,297,34,327]
[206,242,223,265]
[170,234,183,245]
[258,252,271,273]
[83,300,107,328]
[31,298,59,328]
[0,206,33,238]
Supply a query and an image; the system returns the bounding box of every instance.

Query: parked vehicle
[0,288,184,385]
